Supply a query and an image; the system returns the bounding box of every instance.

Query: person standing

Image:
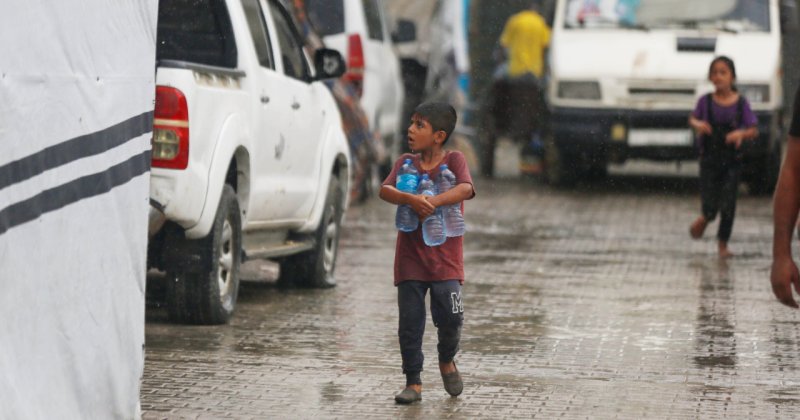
[480,2,552,177]
[770,86,800,307]
[379,102,476,403]
[688,56,758,258]
[499,3,551,82]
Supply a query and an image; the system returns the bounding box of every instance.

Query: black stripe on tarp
[0,111,154,191]
[0,150,151,236]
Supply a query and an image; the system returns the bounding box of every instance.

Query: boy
[379,102,476,403]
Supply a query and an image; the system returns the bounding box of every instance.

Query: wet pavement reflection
[693,259,737,369]
[141,171,800,418]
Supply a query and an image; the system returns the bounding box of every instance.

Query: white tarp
[0,1,157,418]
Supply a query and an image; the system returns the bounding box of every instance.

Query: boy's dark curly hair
[413,102,457,144]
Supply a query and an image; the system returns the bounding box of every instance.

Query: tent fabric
[0,1,157,418]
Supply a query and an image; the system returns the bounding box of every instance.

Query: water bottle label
[397,174,418,193]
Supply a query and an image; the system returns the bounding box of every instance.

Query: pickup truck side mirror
[392,19,417,44]
[313,48,346,80]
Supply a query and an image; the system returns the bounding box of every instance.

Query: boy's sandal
[441,361,463,397]
[394,387,422,404]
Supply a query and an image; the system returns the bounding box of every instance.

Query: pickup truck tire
[279,175,343,288]
[167,185,242,324]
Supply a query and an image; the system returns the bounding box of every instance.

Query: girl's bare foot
[718,242,734,258]
[690,216,707,239]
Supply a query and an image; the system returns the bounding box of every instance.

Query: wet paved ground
[141,162,800,419]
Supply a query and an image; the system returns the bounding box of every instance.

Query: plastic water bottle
[435,164,466,237]
[419,174,446,246]
[395,159,419,232]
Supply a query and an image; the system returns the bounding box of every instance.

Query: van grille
[629,87,695,97]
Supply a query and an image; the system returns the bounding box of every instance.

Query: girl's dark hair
[709,56,738,91]
[413,102,457,144]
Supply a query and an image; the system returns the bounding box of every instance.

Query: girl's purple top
[691,94,758,128]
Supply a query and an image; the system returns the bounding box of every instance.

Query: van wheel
[279,175,343,288]
[167,185,241,324]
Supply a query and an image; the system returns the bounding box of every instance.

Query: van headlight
[739,84,770,103]
[557,81,601,100]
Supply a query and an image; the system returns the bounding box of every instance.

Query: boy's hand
[725,130,745,149]
[408,194,435,220]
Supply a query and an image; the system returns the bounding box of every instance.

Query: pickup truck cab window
[269,1,310,81]
[156,0,237,68]
[241,0,275,69]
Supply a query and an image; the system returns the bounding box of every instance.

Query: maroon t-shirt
[382,151,476,286]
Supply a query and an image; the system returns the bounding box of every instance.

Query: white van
[546,0,789,192]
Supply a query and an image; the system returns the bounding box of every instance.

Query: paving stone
[142,174,800,419]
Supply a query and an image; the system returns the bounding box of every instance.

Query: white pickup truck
[147,0,351,324]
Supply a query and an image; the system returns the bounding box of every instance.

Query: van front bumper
[550,107,776,163]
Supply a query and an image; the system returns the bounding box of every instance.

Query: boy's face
[407,114,446,152]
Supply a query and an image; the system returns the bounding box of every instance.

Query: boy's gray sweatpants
[397,280,464,384]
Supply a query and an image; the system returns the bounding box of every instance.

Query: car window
[269,1,310,81]
[156,0,237,68]
[305,0,345,36]
[241,0,275,69]
[362,0,385,41]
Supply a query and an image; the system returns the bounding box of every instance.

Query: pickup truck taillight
[343,33,364,98]
[152,86,189,170]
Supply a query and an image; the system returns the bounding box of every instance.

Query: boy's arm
[427,183,474,208]
[379,185,436,219]
[771,135,800,308]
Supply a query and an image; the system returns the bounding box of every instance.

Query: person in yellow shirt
[500,4,551,80]
[477,3,550,177]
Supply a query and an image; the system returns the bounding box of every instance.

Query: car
[148,0,351,324]
[303,0,406,172]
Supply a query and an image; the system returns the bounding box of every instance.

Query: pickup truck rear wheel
[167,185,242,324]
[279,175,343,288]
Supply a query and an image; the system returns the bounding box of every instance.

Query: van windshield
[563,0,770,33]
